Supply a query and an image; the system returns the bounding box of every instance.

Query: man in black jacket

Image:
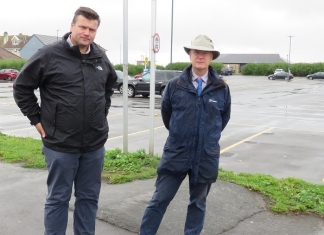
[13,7,117,235]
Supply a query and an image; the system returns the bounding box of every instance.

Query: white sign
[152,33,160,53]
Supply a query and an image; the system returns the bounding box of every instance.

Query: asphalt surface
[0,76,324,234]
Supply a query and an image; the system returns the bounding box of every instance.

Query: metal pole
[288,35,293,74]
[149,0,157,156]
[123,0,129,153]
[170,0,174,70]
[119,44,121,64]
[148,40,150,67]
[57,30,59,41]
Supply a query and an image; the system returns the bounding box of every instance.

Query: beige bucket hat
[184,35,220,60]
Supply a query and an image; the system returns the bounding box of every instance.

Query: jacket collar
[66,35,91,54]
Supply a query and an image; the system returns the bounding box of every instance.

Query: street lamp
[57,30,60,41]
[288,35,293,74]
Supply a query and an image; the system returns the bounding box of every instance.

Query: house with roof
[20,34,108,60]
[19,34,63,59]
[213,54,286,73]
[0,47,22,59]
[0,32,30,58]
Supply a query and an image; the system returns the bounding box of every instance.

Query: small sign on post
[144,56,148,69]
[152,33,160,53]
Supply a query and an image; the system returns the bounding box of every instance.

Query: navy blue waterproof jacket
[158,65,231,184]
[13,32,117,153]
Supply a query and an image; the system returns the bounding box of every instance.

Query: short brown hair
[73,7,101,27]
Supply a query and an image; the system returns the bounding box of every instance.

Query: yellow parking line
[108,126,165,140]
[220,127,274,154]
[108,113,161,117]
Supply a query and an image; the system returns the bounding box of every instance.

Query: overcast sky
[2,0,323,66]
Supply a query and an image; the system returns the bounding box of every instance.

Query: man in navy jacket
[139,35,231,235]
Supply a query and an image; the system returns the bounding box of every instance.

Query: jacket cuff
[28,115,40,126]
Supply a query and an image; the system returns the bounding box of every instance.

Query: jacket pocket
[41,102,57,137]
[163,137,189,152]
[204,145,220,158]
[158,137,190,175]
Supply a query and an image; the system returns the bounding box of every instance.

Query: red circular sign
[152,33,160,53]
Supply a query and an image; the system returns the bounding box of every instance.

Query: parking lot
[0,76,323,184]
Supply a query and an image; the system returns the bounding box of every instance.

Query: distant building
[213,54,286,73]
[0,47,22,59]
[0,32,30,57]
[19,34,63,59]
[20,34,108,60]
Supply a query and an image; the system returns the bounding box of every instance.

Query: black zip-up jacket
[13,32,118,153]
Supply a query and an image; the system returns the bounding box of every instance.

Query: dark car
[0,69,19,81]
[112,70,133,93]
[268,71,293,80]
[124,70,182,98]
[306,72,324,80]
[220,67,233,75]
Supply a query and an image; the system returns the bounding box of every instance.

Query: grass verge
[0,132,323,217]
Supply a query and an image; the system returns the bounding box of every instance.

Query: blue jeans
[139,173,211,235]
[42,146,105,235]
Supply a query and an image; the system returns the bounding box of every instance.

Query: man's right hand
[35,123,46,138]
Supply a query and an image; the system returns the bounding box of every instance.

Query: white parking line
[230,122,324,133]
[0,113,22,117]
[2,126,34,133]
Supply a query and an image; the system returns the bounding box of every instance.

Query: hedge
[2,59,323,77]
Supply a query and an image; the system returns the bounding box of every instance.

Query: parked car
[268,71,293,80]
[0,69,19,81]
[220,67,233,75]
[306,72,324,80]
[112,70,133,93]
[124,70,182,98]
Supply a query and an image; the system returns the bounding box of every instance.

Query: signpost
[122,0,129,153]
[149,0,157,156]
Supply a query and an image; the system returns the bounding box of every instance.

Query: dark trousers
[139,173,211,235]
[42,146,105,235]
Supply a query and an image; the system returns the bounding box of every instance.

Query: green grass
[0,132,45,168]
[103,148,160,184]
[218,170,324,216]
[0,132,160,183]
[0,132,323,217]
